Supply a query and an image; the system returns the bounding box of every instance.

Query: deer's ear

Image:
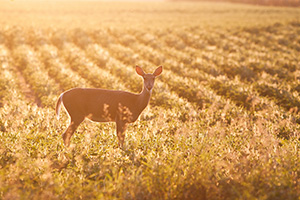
[153,66,162,77]
[136,66,145,76]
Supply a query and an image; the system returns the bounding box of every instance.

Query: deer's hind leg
[63,117,84,147]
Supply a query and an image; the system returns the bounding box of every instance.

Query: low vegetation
[0,1,300,199]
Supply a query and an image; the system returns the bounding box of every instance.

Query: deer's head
[136,66,162,93]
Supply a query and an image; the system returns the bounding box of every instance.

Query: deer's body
[56,66,162,148]
[57,88,150,123]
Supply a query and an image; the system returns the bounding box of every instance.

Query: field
[0,1,300,199]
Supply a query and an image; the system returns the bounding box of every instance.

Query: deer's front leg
[116,118,127,148]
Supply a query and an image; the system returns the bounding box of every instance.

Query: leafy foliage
[0,1,300,200]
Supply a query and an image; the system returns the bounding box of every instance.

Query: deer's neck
[137,87,151,111]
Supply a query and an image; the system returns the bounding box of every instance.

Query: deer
[55,66,162,148]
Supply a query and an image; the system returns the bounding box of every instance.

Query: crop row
[68,29,198,113]
[65,29,202,121]
[0,45,25,107]
[160,26,300,111]
[90,28,299,115]
[208,25,298,80]
[3,28,62,107]
[2,26,300,116]
[58,42,125,90]
[38,44,90,90]
[27,28,197,115]
[242,22,300,52]
[66,30,197,118]
[26,30,92,91]
[97,25,299,114]
[93,30,218,109]
[117,30,263,112]
[169,25,299,87]
[12,44,60,107]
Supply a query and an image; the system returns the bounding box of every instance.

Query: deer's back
[62,88,139,122]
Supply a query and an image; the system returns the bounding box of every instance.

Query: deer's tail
[55,93,64,120]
